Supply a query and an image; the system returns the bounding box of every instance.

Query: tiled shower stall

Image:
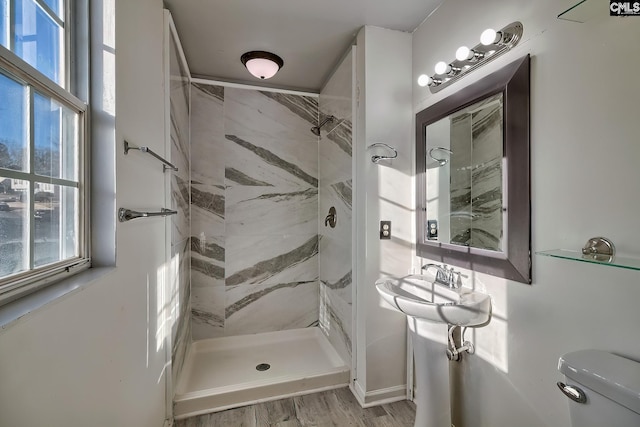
[168,31,355,414]
[189,84,322,338]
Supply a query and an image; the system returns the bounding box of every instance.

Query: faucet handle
[420,263,462,288]
[446,266,453,284]
[449,267,462,288]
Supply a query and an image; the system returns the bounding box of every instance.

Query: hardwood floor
[174,387,416,427]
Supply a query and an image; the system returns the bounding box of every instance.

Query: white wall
[354,26,413,403]
[413,1,640,426]
[0,0,169,426]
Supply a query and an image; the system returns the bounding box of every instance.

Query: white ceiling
[163,0,444,92]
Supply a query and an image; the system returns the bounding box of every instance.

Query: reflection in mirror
[425,93,503,251]
[416,54,530,284]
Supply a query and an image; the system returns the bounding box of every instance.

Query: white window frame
[0,0,89,306]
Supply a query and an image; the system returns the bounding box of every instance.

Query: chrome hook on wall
[368,142,398,163]
[428,147,453,166]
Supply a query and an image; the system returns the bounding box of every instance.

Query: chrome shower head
[310,115,336,136]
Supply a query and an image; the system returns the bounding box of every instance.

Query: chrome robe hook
[428,147,453,166]
[368,143,398,163]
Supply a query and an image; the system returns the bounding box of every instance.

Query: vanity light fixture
[418,21,523,93]
[241,51,284,80]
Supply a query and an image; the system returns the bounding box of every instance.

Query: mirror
[416,55,531,284]
[425,92,504,251]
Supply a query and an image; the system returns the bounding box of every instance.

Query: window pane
[34,182,77,267]
[0,72,28,172]
[41,0,63,20]
[34,92,78,180]
[0,0,8,48]
[14,0,63,85]
[0,176,29,278]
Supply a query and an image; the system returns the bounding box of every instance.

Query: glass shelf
[537,249,640,271]
[557,0,604,23]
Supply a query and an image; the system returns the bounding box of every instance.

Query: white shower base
[173,327,350,419]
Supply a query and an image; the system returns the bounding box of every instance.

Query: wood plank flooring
[174,387,416,427]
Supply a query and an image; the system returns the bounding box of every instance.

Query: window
[1,0,65,87]
[0,0,88,304]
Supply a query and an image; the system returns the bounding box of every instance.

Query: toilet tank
[558,349,640,427]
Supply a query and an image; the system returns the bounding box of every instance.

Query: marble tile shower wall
[169,29,191,387]
[318,52,353,366]
[190,83,321,340]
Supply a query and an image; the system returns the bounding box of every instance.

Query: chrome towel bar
[118,208,177,222]
[124,140,178,172]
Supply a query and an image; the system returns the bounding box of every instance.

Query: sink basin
[375,274,491,326]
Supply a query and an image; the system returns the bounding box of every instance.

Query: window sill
[0,266,116,333]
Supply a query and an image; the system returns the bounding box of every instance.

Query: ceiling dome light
[241,51,284,80]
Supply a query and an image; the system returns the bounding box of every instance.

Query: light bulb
[480,28,499,46]
[434,61,450,75]
[456,46,472,61]
[417,74,431,87]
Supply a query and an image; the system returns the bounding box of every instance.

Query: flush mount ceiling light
[240,51,284,80]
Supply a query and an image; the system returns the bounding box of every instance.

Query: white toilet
[558,349,640,426]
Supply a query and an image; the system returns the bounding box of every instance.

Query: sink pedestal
[409,317,451,427]
[375,274,491,427]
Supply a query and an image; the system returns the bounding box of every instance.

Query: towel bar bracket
[124,140,178,172]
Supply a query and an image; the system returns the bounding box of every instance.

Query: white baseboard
[350,380,408,408]
[163,419,173,427]
[351,380,367,406]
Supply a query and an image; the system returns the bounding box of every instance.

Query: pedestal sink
[375,274,492,427]
[375,274,491,327]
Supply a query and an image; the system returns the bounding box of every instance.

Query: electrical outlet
[380,221,391,239]
[427,219,438,240]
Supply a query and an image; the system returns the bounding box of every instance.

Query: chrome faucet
[421,263,460,288]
